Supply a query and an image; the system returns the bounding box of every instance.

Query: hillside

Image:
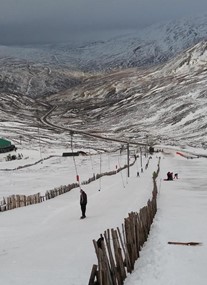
[1,14,207,98]
[0,144,207,285]
[0,15,207,150]
[1,14,207,285]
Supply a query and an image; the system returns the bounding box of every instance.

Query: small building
[62,151,87,157]
[0,138,16,153]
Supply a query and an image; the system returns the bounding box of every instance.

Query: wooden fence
[0,157,137,212]
[88,158,160,285]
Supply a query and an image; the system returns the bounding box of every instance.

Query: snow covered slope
[1,14,207,73]
[1,14,207,98]
[41,40,207,149]
[1,15,207,150]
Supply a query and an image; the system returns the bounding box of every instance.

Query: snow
[2,14,207,75]
[0,146,207,285]
[125,153,207,285]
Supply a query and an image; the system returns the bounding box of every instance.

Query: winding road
[40,105,146,147]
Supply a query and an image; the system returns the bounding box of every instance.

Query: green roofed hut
[0,138,16,153]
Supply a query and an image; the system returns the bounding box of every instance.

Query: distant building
[62,150,87,157]
[0,138,16,153]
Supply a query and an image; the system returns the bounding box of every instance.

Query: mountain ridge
[0,15,207,150]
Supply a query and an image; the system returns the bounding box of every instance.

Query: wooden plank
[128,213,137,265]
[88,264,98,285]
[112,229,126,284]
[111,229,122,285]
[139,207,148,242]
[168,242,202,246]
[94,234,114,285]
[11,195,16,209]
[104,230,118,285]
[16,195,20,208]
[101,237,114,285]
[133,213,140,258]
[121,223,132,273]
[124,217,134,270]
[132,213,139,260]
[93,240,103,285]
[117,226,132,273]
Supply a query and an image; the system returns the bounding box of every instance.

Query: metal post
[146,135,149,157]
[38,126,42,162]
[127,143,130,177]
[140,147,143,172]
[70,131,74,152]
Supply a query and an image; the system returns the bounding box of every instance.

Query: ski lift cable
[107,153,111,171]
[135,153,140,176]
[89,149,95,177]
[125,152,129,185]
[99,153,102,191]
[89,149,100,190]
[118,152,125,189]
[71,132,81,189]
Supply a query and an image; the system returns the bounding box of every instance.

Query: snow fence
[0,156,137,212]
[88,158,160,285]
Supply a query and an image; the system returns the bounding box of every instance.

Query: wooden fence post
[104,229,118,285]
[111,229,126,284]
[121,224,132,273]
[117,226,132,273]
[88,264,98,285]
[88,160,160,284]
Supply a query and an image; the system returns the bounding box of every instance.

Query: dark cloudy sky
[0,0,207,45]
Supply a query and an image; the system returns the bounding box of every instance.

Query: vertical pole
[38,126,42,162]
[127,143,130,177]
[99,154,102,191]
[140,147,143,172]
[37,110,42,163]
[70,131,74,152]
[145,135,149,158]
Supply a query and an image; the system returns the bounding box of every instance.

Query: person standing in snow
[80,189,87,219]
[167,171,173,180]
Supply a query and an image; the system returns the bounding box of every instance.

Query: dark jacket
[80,190,87,205]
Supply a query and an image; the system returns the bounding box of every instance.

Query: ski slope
[0,147,207,285]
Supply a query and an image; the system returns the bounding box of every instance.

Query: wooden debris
[168,241,202,246]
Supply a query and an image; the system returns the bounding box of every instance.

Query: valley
[1,16,207,152]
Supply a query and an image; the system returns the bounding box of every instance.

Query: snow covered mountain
[45,39,207,148]
[1,15,207,150]
[1,14,207,98]
[1,14,207,71]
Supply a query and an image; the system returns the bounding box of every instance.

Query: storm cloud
[1,0,207,45]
